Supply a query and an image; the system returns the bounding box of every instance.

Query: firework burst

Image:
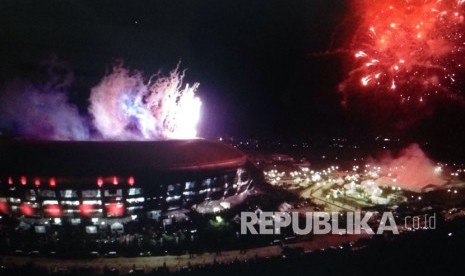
[89,64,201,140]
[340,0,465,104]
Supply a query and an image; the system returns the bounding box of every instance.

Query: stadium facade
[0,139,259,233]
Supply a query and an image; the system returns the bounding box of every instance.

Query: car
[270,239,282,245]
[284,236,297,243]
[129,268,145,275]
[104,251,118,258]
[12,249,24,256]
[138,251,151,257]
[27,250,40,257]
[89,251,100,258]
[47,251,57,257]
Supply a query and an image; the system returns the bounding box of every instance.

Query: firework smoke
[0,61,90,140]
[89,63,201,140]
[373,143,446,191]
[0,60,201,140]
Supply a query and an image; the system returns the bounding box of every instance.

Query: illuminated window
[34,225,46,234]
[199,188,210,194]
[166,195,181,202]
[85,208,103,217]
[183,190,196,196]
[104,189,122,197]
[60,190,77,198]
[40,190,56,198]
[185,181,196,190]
[82,200,102,205]
[42,200,59,205]
[201,178,212,188]
[63,209,79,215]
[126,197,144,204]
[25,190,37,201]
[86,226,97,234]
[8,198,21,203]
[127,188,142,196]
[61,200,79,206]
[126,206,143,214]
[82,190,101,198]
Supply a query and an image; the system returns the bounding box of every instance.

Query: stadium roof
[0,139,248,177]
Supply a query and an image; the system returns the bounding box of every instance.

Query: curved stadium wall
[0,139,258,231]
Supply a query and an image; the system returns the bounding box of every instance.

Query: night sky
[0,0,464,154]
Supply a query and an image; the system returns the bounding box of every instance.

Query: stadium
[0,139,259,234]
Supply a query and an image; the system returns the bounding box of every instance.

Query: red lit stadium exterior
[0,139,258,230]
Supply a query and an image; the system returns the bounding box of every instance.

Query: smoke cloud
[0,59,90,140]
[89,63,201,140]
[372,143,446,192]
[0,60,201,141]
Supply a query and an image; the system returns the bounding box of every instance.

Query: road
[0,233,370,274]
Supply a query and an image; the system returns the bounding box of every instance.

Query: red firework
[341,0,465,103]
